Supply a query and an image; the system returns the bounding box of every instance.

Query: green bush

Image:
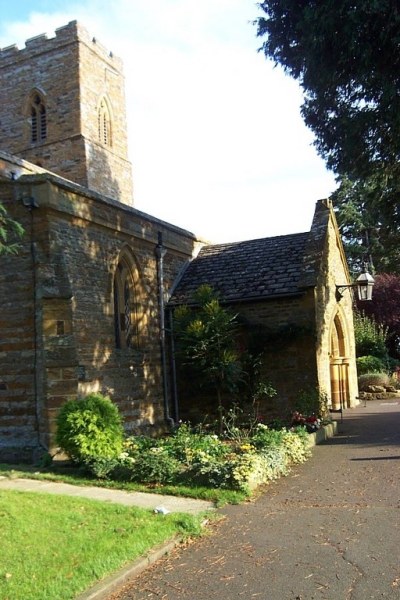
[250,424,285,449]
[358,372,390,391]
[185,452,234,488]
[354,312,388,359]
[295,387,328,418]
[165,423,227,465]
[56,393,124,463]
[128,447,182,484]
[75,420,313,492]
[83,456,121,479]
[356,355,387,375]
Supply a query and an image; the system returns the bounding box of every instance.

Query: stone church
[0,21,358,460]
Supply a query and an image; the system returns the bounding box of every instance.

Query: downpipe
[155,232,175,428]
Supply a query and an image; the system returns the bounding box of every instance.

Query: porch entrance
[329,314,350,410]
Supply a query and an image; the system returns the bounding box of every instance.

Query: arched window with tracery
[98,97,112,146]
[30,92,47,143]
[113,252,141,349]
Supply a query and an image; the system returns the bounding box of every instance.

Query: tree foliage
[256,1,400,272]
[332,175,400,274]
[0,202,24,255]
[173,285,242,429]
[356,273,400,359]
[353,311,388,361]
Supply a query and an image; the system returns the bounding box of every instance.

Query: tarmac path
[109,399,400,600]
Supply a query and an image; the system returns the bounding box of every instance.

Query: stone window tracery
[113,253,140,349]
[30,92,47,143]
[98,98,112,146]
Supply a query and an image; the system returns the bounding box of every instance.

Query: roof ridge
[203,230,309,250]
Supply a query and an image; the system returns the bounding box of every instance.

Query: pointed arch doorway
[329,313,351,411]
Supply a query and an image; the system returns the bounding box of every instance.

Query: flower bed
[85,423,312,494]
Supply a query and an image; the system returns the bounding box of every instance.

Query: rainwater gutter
[155,231,175,428]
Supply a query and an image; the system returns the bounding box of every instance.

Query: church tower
[0,21,133,205]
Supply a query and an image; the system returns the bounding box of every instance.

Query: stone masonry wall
[0,165,200,458]
[0,21,133,205]
[314,212,358,407]
[0,181,41,459]
[236,293,318,418]
[177,292,318,423]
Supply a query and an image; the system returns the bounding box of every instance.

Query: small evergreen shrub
[358,372,390,391]
[56,393,124,463]
[356,355,387,375]
[128,447,182,484]
[83,456,120,479]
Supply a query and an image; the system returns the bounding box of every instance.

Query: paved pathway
[109,399,400,600]
[0,477,213,514]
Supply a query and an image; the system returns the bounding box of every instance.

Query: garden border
[77,421,339,599]
[307,421,338,447]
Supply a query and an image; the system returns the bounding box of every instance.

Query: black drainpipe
[155,232,175,428]
[168,308,179,422]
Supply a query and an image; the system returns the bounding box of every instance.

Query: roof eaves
[168,288,309,308]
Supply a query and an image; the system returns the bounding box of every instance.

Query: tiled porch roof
[169,231,311,305]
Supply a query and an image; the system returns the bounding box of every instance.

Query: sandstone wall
[314,214,359,407]
[176,292,318,424]
[0,167,200,458]
[0,21,133,205]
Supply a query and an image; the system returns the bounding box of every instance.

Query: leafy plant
[356,355,387,376]
[174,285,242,432]
[295,387,328,419]
[165,423,226,465]
[357,274,400,359]
[83,456,120,479]
[100,417,312,493]
[56,393,124,463]
[354,311,388,360]
[128,447,182,484]
[0,202,24,256]
[358,372,390,391]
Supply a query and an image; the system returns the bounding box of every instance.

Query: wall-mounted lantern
[336,266,375,302]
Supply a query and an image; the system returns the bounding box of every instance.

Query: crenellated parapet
[0,21,123,71]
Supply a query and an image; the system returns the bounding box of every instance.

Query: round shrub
[358,372,390,391]
[56,393,124,463]
[356,355,387,375]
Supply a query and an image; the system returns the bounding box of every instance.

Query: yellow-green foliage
[56,393,124,462]
[119,423,312,493]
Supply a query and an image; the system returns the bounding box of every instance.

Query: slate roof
[169,231,312,306]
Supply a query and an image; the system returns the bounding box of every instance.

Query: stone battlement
[0,20,122,71]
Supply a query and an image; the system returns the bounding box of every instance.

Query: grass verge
[0,464,248,506]
[0,489,204,600]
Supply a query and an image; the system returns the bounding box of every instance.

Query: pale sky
[0,0,337,242]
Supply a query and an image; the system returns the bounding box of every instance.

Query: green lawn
[0,489,203,600]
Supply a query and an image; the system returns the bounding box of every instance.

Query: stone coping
[307,420,338,447]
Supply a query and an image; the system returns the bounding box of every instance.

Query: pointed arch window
[98,98,112,146]
[30,92,47,143]
[113,253,141,349]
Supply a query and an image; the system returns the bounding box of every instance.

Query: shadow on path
[110,399,400,600]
